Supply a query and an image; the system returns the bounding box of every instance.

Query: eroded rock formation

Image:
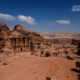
[0,22,52,53]
[0,22,11,52]
[13,24,52,50]
[64,39,80,54]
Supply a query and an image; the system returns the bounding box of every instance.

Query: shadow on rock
[71,68,80,73]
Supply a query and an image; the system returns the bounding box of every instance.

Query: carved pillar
[20,38,23,46]
[12,38,15,46]
[29,39,30,45]
[25,38,28,45]
[29,39,30,51]
[16,38,19,46]
[27,38,29,44]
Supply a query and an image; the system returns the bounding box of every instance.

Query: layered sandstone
[13,24,52,49]
[63,39,80,54]
[0,22,52,53]
[0,22,11,52]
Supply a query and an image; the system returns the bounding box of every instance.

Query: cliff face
[13,24,30,35]
[0,22,9,30]
[64,39,80,54]
[0,22,11,42]
[0,22,11,37]
[13,24,52,49]
[0,22,11,52]
[0,22,52,53]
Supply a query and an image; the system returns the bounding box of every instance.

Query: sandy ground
[0,52,80,80]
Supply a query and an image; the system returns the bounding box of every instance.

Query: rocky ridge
[0,22,52,53]
[13,24,52,49]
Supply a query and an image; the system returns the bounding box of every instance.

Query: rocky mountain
[0,22,52,53]
[13,24,51,49]
[0,22,11,38]
[0,22,11,52]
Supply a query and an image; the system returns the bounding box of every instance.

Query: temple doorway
[30,42,34,51]
[0,29,1,32]
[21,48,22,52]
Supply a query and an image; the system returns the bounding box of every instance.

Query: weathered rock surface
[0,22,11,52]
[63,39,80,55]
[0,22,11,37]
[13,24,52,49]
[2,39,14,54]
[0,22,52,53]
[46,38,72,45]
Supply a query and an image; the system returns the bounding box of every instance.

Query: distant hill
[38,32,80,39]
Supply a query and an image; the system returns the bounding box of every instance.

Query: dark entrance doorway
[21,48,22,52]
[30,42,34,51]
[0,29,1,32]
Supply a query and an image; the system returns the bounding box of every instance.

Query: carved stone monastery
[0,22,51,53]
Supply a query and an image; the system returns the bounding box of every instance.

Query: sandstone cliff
[0,22,11,52]
[13,24,52,49]
[63,39,80,54]
[0,22,52,53]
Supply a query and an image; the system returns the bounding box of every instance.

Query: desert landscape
[0,0,80,80]
[0,22,80,80]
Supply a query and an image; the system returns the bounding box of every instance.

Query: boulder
[67,54,75,60]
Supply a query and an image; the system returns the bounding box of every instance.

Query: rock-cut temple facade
[8,31,34,53]
[10,38,30,53]
[0,22,52,54]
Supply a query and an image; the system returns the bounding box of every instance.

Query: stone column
[16,38,19,46]
[20,38,23,46]
[12,38,15,46]
[25,38,28,45]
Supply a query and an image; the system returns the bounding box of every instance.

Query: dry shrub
[67,56,74,60]
[78,74,80,80]
[41,50,44,54]
[64,50,68,54]
[45,52,50,57]
[53,53,56,55]
[31,53,33,55]
[3,63,7,65]
[76,61,80,69]
[46,77,51,80]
